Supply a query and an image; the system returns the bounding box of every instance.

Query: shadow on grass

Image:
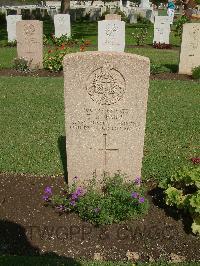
[164,64,179,73]
[58,136,68,183]
[0,219,81,265]
[148,187,193,234]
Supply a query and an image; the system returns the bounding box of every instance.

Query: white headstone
[98,20,125,52]
[153,16,171,44]
[6,15,22,42]
[179,23,200,75]
[54,14,71,38]
[140,0,150,9]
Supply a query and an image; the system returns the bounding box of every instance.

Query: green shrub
[43,46,71,72]
[43,174,149,226]
[150,64,171,74]
[160,166,200,235]
[192,65,200,79]
[132,27,148,46]
[52,34,78,47]
[12,57,30,72]
[174,15,190,38]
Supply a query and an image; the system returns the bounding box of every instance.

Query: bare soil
[0,173,199,262]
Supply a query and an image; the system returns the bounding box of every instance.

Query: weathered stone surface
[63,51,150,186]
[54,14,71,38]
[6,15,22,42]
[179,23,200,75]
[153,16,171,44]
[98,20,125,52]
[105,14,121,20]
[16,20,43,69]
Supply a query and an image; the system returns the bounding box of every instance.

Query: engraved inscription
[105,23,120,46]
[23,24,35,36]
[86,63,126,105]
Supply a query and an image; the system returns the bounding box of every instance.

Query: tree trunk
[61,0,70,14]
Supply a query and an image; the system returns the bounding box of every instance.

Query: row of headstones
[7,10,163,44]
[15,17,200,75]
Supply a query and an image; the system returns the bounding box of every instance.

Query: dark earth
[0,173,199,263]
[0,68,199,81]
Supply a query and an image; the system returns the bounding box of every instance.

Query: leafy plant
[174,15,190,38]
[192,65,200,79]
[43,46,71,72]
[12,57,30,72]
[52,34,78,47]
[43,174,149,226]
[160,166,200,235]
[132,27,148,46]
[150,63,171,74]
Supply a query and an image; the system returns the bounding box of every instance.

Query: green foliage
[12,57,30,72]
[150,63,171,74]
[160,166,200,234]
[137,14,152,25]
[43,46,71,72]
[52,34,78,47]
[192,65,200,79]
[45,174,149,226]
[174,15,190,38]
[132,27,148,46]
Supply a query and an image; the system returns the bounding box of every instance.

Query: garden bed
[0,69,197,81]
[0,173,199,262]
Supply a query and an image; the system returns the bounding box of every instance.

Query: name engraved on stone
[86,63,126,105]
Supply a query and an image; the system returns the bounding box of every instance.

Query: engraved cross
[99,133,119,168]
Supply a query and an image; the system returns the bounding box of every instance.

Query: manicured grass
[0,77,199,181]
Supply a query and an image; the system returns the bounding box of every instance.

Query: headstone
[140,0,150,9]
[16,20,43,69]
[54,14,71,38]
[6,15,22,42]
[105,14,121,20]
[63,51,150,186]
[89,7,101,21]
[98,20,125,52]
[129,12,137,24]
[179,23,200,75]
[153,16,171,44]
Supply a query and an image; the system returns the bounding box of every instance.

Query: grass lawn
[0,77,199,181]
[0,256,200,266]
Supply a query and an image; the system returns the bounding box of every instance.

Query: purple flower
[76,187,85,196]
[42,195,49,201]
[44,186,52,195]
[71,192,78,200]
[134,176,141,186]
[131,192,139,199]
[138,197,145,203]
[70,200,76,206]
[94,208,100,214]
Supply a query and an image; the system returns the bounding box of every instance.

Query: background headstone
[105,14,121,20]
[6,15,22,42]
[153,16,171,44]
[98,20,125,52]
[63,51,150,186]
[16,20,43,69]
[54,14,71,38]
[179,23,200,75]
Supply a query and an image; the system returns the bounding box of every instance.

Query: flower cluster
[43,174,148,225]
[153,42,172,49]
[191,157,200,165]
[42,186,52,202]
[70,187,86,207]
